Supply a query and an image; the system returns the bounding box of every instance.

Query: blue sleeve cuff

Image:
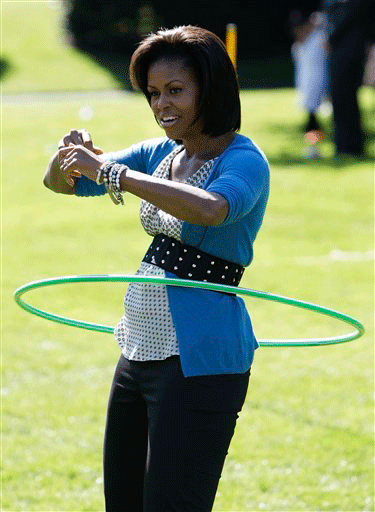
[75,175,106,197]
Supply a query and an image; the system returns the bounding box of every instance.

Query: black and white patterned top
[114,147,217,361]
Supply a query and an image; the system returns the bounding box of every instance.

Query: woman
[44,25,270,512]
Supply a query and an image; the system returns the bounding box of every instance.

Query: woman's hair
[129,25,241,137]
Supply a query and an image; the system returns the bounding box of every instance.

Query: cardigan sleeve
[206,148,270,225]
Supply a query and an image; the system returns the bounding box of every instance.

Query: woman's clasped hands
[58,129,104,186]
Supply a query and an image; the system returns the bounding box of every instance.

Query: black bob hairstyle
[130,25,241,137]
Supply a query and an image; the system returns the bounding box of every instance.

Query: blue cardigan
[75,134,270,376]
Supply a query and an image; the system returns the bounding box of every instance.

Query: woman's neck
[182,131,235,161]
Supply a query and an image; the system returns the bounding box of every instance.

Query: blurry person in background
[321,0,374,158]
[289,9,329,148]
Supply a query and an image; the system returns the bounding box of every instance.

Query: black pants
[104,355,250,512]
[330,29,366,156]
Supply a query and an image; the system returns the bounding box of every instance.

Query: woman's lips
[160,116,179,128]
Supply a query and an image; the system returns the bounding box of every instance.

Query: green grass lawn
[1,1,119,93]
[2,2,375,512]
[3,88,374,512]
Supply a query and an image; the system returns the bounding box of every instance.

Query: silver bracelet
[96,162,107,185]
[96,161,127,205]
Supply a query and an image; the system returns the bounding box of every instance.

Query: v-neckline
[167,147,217,183]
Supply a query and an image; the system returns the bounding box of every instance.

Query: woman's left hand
[59,145,105,183]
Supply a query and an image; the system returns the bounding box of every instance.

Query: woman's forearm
[43,152,76,194]
[120,169,228,226]
[57,144,229,226]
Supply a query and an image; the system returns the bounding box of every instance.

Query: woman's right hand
[58,128,103,155]
[44,129,104,193]
[58,129,104,186]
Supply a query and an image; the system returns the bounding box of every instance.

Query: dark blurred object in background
[64,0,163,87]
[63,0,321,88]
[65,0,161,54]
[63,0,375,91]
[0,58,11,81]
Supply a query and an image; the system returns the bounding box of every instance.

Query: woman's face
[147,57,202,141]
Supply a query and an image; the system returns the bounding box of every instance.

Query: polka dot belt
[143,234,244,287]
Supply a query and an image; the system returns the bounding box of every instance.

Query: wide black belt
[142,234,244,289]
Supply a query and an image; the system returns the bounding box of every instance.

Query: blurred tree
[65,0,161,53]
[63,0,321,89]
[64,0,320,58]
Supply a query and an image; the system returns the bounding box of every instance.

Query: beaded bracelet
[96,161,126,205]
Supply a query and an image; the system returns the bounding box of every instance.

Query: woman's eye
[170,88,181,95]
[149,90,159,98]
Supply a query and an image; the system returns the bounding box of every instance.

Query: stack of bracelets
[96,161,127,205]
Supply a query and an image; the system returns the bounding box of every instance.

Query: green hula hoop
[14,274,365,347]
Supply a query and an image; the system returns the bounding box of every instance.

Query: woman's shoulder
[104,137,179,161]
[227,133,267,156]
[137,136,179,153]
[138,137,181,173]
[217,133,269,172]
[102,137,180,174]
